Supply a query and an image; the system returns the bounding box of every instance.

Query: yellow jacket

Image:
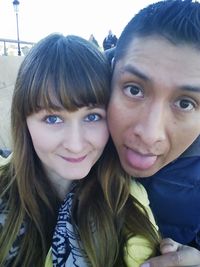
[124,180,159,266]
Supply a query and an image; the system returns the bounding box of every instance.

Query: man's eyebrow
[121,66,200,93]
[181,85,200,93]
[121,64,150,81]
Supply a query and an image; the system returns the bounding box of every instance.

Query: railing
[0,38,35,56]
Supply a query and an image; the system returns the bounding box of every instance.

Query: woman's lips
[61,155,87,163]
[125,147,157,170]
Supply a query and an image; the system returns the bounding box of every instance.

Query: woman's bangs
[23,54,110,115]
[49,73,109,111]
[25,78,107,115]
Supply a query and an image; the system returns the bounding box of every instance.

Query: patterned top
[44,183,88,267]
[0,155,26,266]
[0,197,26,267]
[45,180,159,267]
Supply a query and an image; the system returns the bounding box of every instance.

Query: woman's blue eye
[45,115,63,124]
[85,113,101,122]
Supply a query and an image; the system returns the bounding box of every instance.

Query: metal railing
[0,38,35,56]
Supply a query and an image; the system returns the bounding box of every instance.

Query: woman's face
[27,106,109,184]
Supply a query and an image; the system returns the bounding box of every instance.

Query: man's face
[108,36,200,177]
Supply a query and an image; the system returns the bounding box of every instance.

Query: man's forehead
[122,35,200,58]
[115,37,200,78]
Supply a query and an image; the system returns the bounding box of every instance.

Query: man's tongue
[126,148,157,170]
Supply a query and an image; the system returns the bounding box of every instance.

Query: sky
[0,0,156,46]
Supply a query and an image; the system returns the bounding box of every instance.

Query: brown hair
[0,33,111,267]
[0,33,159,267]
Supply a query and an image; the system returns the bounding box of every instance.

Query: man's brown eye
[123,84,143,98]
[180,99,190,109]
[130,86,140,95]
[175,98,195,111]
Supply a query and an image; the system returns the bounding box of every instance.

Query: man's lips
[125,147,157,170]
[60,155,87,163]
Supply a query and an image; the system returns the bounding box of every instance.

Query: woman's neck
[45,169,73,201]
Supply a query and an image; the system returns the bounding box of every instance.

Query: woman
[0,33,159,267]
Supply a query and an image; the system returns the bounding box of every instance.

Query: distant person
[103,30,118,51]
[88,34,99,48]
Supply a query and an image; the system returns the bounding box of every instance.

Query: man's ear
[111,57,115,70]
[104,47,115,66]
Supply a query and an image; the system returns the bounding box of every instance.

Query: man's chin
[121,162,161,178]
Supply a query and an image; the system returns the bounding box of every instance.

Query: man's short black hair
[115,0,200,61]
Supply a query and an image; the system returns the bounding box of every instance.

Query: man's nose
[134,103,167,146]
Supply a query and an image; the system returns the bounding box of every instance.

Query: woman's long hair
[0,33,111,267]
[0,32,159,267]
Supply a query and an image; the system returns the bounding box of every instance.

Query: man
[103,30,118,51]
[107,0,200,266]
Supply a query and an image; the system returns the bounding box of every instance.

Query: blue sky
[0,0,156,46]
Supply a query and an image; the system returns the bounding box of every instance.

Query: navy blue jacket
[140,137,200,249]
